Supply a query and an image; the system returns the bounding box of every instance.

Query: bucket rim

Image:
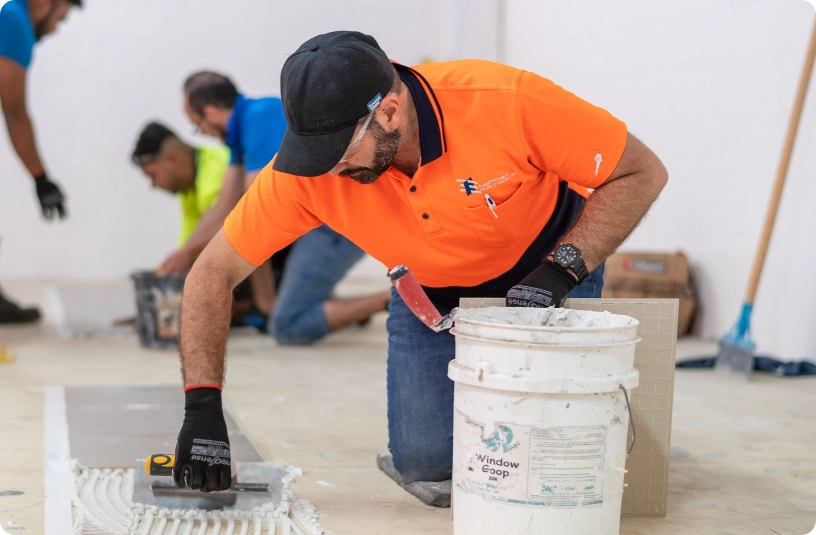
[453,313,639,333]
[451,329,641,348]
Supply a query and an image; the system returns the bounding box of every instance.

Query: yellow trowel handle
[145,454,175,476]
[146,454,239,481]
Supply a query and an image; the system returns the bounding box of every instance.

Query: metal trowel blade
[132,459,284,512]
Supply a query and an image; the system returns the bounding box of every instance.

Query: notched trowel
[133,454,284,512]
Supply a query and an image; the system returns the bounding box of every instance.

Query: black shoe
[376,453,451,507]
[232,305,268,333]
[0,293,41,324]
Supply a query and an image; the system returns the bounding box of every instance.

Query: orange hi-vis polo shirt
[224,60,628,308]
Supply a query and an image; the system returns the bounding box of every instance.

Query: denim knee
[268,310,327,345]
[390,439,452,483]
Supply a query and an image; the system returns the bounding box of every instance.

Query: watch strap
[573,261,589,283]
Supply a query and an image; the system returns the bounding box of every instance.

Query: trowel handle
[146,454,238,481]
[388,265,444,328]
[146,454,175,476]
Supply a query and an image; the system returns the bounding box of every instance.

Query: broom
[716,17,816,378]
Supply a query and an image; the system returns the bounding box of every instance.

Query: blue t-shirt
[225,95,287,172]
[0,0,36,69]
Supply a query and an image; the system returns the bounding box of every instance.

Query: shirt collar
[394,63,447,167]
[225,94,247,149]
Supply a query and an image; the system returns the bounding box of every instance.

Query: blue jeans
[386,264,605,483]
[268,225,365,344]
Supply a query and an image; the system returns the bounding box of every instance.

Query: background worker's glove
[34,174,67,220]
[506,259,578,308]
[173,387,232,492]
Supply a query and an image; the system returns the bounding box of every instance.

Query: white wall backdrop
[0,0,455,279]
[500,0,815,357]
[1,0,814,358]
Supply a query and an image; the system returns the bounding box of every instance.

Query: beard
[34,17,52,39]
[33,2,60,40]
[340,121,401,185]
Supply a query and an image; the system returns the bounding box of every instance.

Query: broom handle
[745,17,816,304]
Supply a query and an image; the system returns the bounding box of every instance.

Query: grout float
[69,461,331,535]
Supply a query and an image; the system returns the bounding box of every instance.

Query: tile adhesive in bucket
[448,307,640,535]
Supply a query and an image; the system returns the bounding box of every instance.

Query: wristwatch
[550,244,589,283]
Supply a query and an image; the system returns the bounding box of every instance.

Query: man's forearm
[179,231,257,387]
[182,199,234,258]
[559,158,668,271]
[179,263,232,387]
[5,111,45,176]
[181,165,245,257]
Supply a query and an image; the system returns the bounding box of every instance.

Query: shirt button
[422,213,430,220]
[409,186,417,192]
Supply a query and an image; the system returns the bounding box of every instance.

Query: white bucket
[448,307,640,535]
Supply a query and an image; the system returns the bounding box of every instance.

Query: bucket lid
[453,307,639,346]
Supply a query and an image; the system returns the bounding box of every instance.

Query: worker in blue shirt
[161,71,390,343]
[0,0,82,324]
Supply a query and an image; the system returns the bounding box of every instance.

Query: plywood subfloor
[0,281,815,535]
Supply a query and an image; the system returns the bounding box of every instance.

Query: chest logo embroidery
[458,178,481,196]
[480,172,517,192]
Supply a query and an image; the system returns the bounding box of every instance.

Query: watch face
[556,245,578,266]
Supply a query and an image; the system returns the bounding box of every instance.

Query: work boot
[0,292,41,324]
[376,453,451,507]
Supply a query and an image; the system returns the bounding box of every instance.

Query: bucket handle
[620,384,636,456]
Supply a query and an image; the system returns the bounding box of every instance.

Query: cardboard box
[458,297,679,517]
[603,252,696,334]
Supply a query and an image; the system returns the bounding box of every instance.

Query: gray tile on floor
[65,385,263,468]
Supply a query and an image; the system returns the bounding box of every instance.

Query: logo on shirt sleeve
[594,154,603,177]
[458,177,481,196]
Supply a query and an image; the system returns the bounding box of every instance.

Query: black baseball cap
[273,31,395,177]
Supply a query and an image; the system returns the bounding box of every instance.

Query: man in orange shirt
[170,32,668,505]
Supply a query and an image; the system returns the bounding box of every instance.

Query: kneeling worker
[169,32,668,504]
[170,71,390,343]
[131,122,268,325]
[132,123,230,255]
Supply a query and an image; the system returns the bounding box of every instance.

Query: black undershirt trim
[394,64,445,166]
[408,67,448,153]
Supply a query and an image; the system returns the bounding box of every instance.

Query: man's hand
[173,387,232,492]
[34,174,67,220]
[160,247,196,275]
[506,260,577,308]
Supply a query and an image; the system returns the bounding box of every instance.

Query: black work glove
[34,174,67,220]
[506,259,578,308]
[173,387,232,492]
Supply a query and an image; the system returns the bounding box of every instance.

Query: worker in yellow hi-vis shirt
[132,122,228,249]
[130,122,286,327]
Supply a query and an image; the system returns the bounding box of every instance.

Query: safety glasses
[337,105,378,165]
